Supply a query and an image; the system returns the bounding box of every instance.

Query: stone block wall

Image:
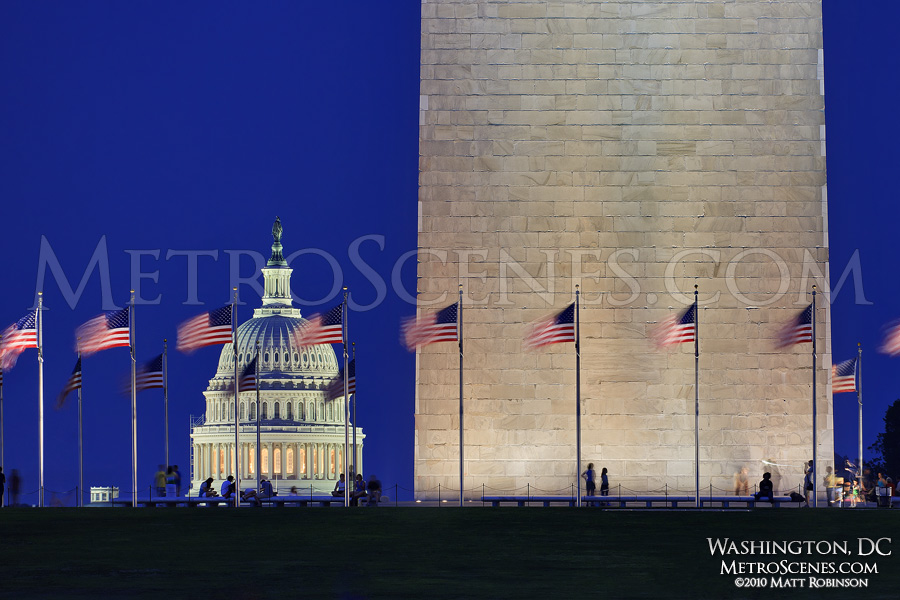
[417,0,831,498]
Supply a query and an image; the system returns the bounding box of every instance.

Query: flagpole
[694,285,700,509]
[458,285,464,507]
[38,292,45,508]
[575,285,582,508]
[255,340,261,495]
[77,349,83,508]
[130,290,137,508]
[232,287,240,508]
[1,361,4,480]
[343,287,350,508]
[352,342,357,480]
[857,342,863,491]
[811,286,817,508]
[163,339,169,472]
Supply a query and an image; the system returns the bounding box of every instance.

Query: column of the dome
[281,442,287,479]
[266,442,273,478]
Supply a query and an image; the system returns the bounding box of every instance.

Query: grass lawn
[1,507,898,599]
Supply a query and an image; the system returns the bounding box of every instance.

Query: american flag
[135,354,164,392]
[236,355,258,392]
[880,323,900,356]
[524,303,576,350]
[0,310,38,370]
[402,303,459,350]
[777,304,813,348]
[77,308,130,355]
[176,306,233,353]
[651,302,697,347]
[325,359,356,400]
[294,303,343,346]
[831,357,857,394]
[56,356,82,409]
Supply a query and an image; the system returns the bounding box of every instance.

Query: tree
[868,399,900,478]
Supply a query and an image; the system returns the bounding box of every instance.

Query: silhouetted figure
[733,467,749,495]
[582,463,596,499]
[221,475,235,499]
[352,474,366,506]
[166,466,177,497]
[0,467,5,507]
[754,472,774,502]
[10,469,21,506]
[154,465,166,497]
[173,465,182,497]
[332,473,347,497]
[199,477,217,498]
[366,474,382,506]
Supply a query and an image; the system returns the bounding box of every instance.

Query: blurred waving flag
[524,303,576,350]
[77,308,130,355]
[651,302,697,347]
[56,356,82,409]
[294,303,344,346]
[176,306,232,353]
[880,323,900,356]
[777,304,813,348]
[402,303,458,350]
[0,310,38,370]
[236,355,258,392]
[135,354,164,392]
[326,359,356,400]
[831,357,858,394]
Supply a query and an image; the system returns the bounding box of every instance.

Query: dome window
[293,353,299,363]
[284,353,289,363]
[274,353,279,364]
[264,353,270,363]
[274,403,280,419]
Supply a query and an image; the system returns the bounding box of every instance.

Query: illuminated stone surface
[416,0,831,498]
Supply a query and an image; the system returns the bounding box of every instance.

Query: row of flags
[2,297,891,402]
[0,299,359,409]
[401,299,892,395]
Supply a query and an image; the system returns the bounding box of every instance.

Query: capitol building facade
[190,220,363,494]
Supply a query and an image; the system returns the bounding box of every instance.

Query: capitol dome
[190,217,364,496]
[209,315,340,390]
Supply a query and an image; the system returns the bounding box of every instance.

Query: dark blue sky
[0,2,896,502]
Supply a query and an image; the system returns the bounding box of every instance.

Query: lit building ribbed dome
[209,316,339,390]
[190,217,363,495]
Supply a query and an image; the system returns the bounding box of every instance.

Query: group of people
[332,472,383,506]
[153,465,183,498]
[0,467,22,507]
[581,463,609,501]
[197,475,276,505]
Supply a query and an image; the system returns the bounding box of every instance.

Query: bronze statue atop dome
[272,216,283,243]
[268,216,286,266]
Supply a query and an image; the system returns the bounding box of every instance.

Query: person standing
[581,463,596,501]
[10,469,20,506]
[803,460,814,506]
[366,474,382,506]
[0,467,5,507]
[599,467,609,506]
[154,465,166,497]
[733,467,749,496]
[166,466,177,497]
[823,466,837,507]
[173,465,182,497]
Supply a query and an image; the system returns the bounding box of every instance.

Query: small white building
[190,219,364,495]
[89,486,119,505]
